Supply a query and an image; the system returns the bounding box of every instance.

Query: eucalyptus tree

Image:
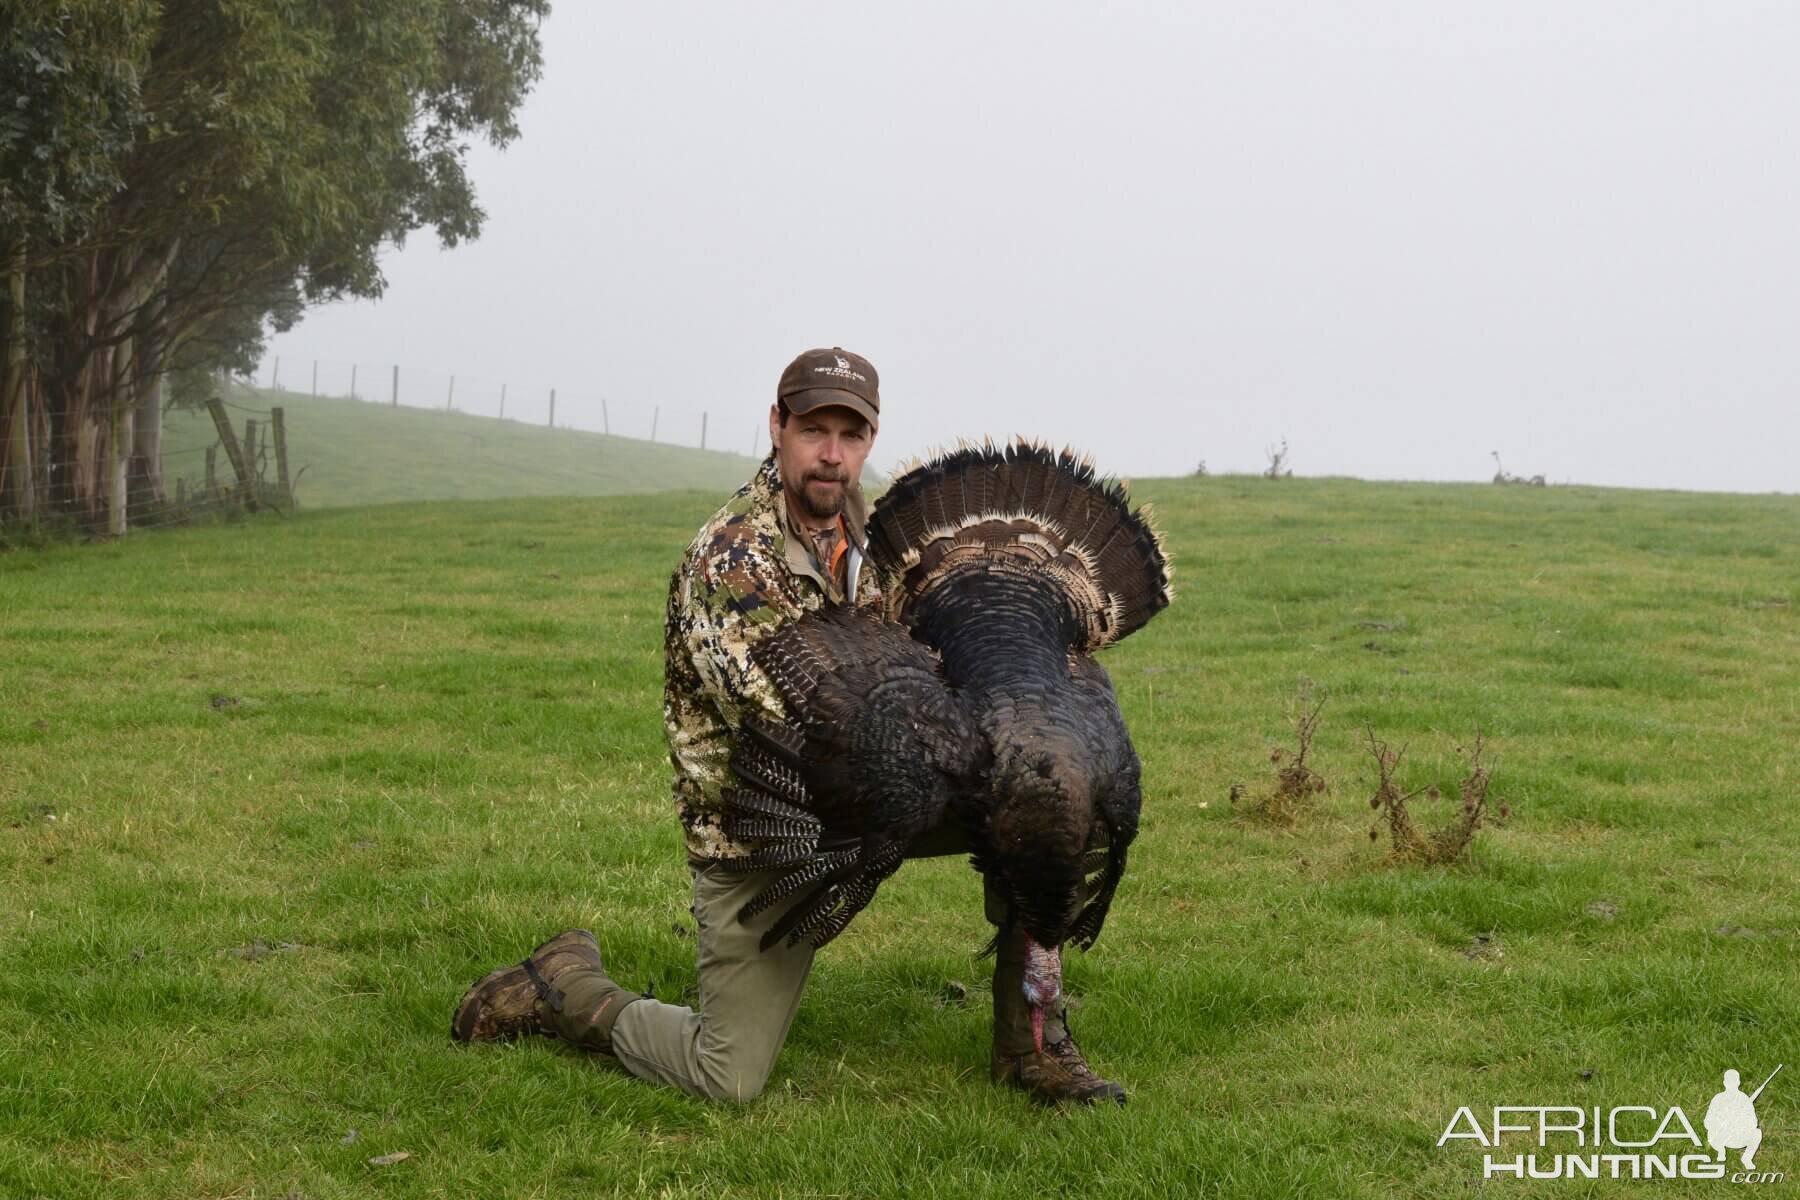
[0,0,548,528]
[0,2,153,518]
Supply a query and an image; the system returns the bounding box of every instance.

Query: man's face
[769,403,876,526]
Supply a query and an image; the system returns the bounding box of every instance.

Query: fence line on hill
[259,354,772,461]
[3,353,775,540]
[1,386,293,538]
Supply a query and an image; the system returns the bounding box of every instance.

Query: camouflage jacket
[664,456,888,862]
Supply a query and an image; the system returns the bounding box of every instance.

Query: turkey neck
[913,571,1074,692]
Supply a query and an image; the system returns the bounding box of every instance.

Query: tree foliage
[0,2,155,252]
[1,0,549,527]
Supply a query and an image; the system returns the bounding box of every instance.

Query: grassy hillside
[162,386,766,507]
[1,477,1796,1198]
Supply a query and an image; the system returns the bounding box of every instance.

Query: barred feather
[739,848,859,920]
[773,841,898,949]
[720,815,822,844]
[723,840,826,873]
[771,886,843,948]
[748,611,948,731]
[1066,846,1127,950]
[719,786,820,828]
[728,742,809,806]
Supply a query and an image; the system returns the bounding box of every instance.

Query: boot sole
[1009,1079,1129,1107]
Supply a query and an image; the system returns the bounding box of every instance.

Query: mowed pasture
[2,475,1796,1199]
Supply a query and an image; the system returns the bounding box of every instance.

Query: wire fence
[0,388,292,538]
[3,355,774,540]
[261,354,773,460]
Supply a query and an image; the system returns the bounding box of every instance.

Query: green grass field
[2,474,1796,1198]
[161,387,765,507]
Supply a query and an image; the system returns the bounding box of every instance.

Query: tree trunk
[128,299,167,519]
[129,366,165,517]
[47,255,101,517]
[121,256,175,521]
[74,344,110,524]
[108,394,129,536]
[2,244,32,521]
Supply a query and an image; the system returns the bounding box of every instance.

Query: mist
[267,2,1800,494]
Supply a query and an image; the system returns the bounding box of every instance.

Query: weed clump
[1264,439,1293,480]
[1490,451,1546,487]
[1231,689,1328,826]
[1364,728,1507,864]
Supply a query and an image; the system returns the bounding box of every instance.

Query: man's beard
[794,470,847,521]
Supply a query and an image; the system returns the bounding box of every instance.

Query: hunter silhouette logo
[1707,1065,1779,1170]
[1438,1063,1784,1182]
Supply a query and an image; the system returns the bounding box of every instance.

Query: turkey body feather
[720,441,1171,953]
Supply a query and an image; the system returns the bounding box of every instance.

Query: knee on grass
[694,1047,777,1104]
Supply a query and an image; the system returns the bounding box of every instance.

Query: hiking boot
[990,924,1126,1105]
[452,929,607,1044]
[1038,1021,1127,1104]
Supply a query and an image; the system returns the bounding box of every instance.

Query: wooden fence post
[204,395,257,509]
[271,406,290,504]
[205,445,217,494]
[311,360,318,396]
[700,412,708,450]
[651,406,659,442]
[390,364,399,407]
[499,383,506,420]
[548,388,556,428]
[244,418,258,481]
[272,356,280,390]
[602,397,610,435]
[447,375,455,411]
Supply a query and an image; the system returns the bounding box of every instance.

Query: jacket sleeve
[679,518,806,737]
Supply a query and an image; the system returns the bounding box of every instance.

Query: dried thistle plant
[1230,687,1328,826]
[1364,727,1508,864]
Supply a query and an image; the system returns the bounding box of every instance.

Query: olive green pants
[607,825,996,1103]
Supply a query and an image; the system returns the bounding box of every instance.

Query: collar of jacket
[755,455,870,603]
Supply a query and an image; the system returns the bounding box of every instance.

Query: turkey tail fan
[869,439,1174,650]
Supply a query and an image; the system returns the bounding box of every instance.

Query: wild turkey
[717,441,1172,1012]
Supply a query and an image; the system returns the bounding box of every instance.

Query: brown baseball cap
[777,347,880,431]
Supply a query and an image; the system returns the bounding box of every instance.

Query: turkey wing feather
[721,609,983,950]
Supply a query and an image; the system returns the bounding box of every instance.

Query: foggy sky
[267,2,1800,494]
